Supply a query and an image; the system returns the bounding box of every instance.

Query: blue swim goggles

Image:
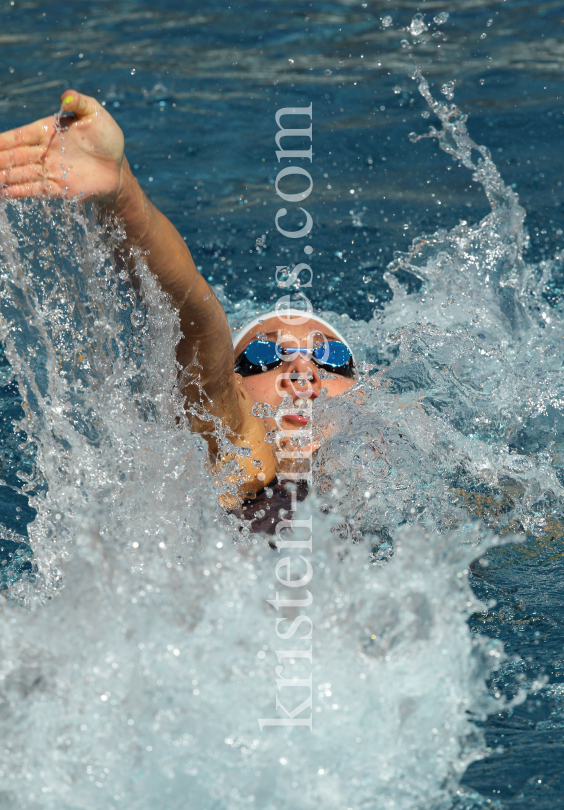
[234,339,355,378]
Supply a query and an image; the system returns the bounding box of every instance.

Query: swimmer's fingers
[0,116,55,159]
[0,163,44,188]
[0,92,106,159]
[0,182,45,198]
[0,145,47,171]
[0,164,63,198]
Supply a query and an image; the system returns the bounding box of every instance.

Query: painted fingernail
[62,95,74,105]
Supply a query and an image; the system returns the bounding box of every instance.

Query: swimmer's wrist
[102,157,154,245]
[105,156,137,213]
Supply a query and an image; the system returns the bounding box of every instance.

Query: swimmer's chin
[275,452,316,479]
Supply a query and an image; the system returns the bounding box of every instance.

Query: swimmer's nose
[279,352,320,402]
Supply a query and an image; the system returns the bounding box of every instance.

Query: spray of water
[310,66,564,555]
[0,66,560,809]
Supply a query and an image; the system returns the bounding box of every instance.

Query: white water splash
[311,69,564,551]
[0,507,506,810]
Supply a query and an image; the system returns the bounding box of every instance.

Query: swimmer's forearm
[108,157,201,306]
[106,158,239,417]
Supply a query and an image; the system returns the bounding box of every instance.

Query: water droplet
[433,11,449,25]
[252,402,276,418]
[441,81,455,101]
[381,15,392,28]
[408,14,427,37]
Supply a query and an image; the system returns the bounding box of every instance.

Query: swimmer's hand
[0,90,124,202]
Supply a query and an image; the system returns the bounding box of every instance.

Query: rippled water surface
[1,1,564,808]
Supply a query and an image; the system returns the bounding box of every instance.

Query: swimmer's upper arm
[176,276,244,437]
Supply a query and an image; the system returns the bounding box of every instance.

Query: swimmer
[0,90,357,511]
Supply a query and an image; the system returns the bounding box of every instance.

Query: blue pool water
[1,1,564,808]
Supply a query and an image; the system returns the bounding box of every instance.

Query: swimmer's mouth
[282,394,316,426]
[284,412,310,426]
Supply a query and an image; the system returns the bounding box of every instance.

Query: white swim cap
[232,308,352,354]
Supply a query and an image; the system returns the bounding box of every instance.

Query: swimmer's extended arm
[0,90,275,489]
[104,143,241,432]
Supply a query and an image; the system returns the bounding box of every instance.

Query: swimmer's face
[233,316,355,433]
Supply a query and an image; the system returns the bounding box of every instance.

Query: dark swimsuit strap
[230,476,309,537]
